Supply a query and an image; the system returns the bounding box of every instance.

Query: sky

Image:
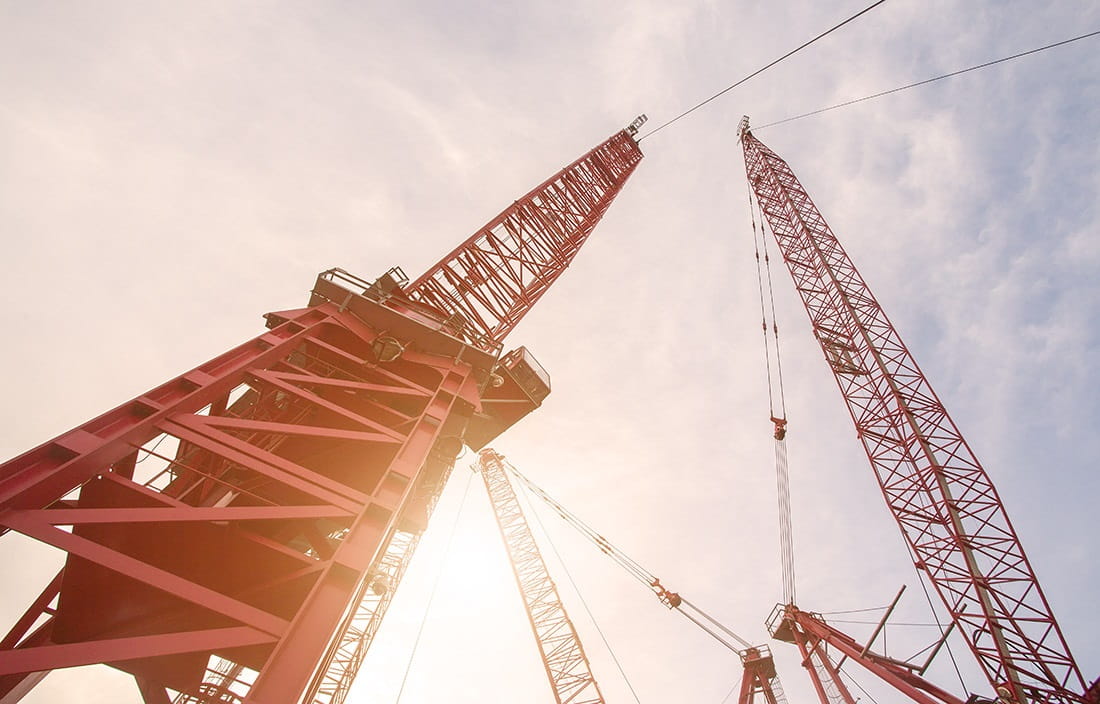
[1,1,1098,703]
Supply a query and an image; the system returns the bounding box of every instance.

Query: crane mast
[477,450,605,704]
[739,118,1089,704]
[0,119,644,704]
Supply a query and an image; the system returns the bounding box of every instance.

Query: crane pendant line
[739,120,1087,704]
[501,453,761,652]
[477,449,606,704]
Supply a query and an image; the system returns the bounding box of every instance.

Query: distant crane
[739,117,1098,704]
[477,449,606,704]
[0,117,647,704]
[483,448,792,704]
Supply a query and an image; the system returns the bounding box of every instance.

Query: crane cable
[753,28,1100,130]
[840,666,883,704]
[394,471,475,703]
[639,0,889,141]
[506,461,657,589]
[504,460,753,651]
[747,189,789,420]
[516,479,644,704]
[746,182,797,606]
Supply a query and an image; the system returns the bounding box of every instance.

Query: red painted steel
[775,605,965,704]
[477,449,605,704]
[0,293,483,704]
[0,122,644,703]
[741,122,1088,704]
[737,646,789,704]
[768,604,858,704]
[303,495,441,704]
[406,129,644,351]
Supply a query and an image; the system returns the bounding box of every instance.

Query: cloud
[1,2,1097,702]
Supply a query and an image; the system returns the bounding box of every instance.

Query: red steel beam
[737,646,789,704]
[0,629,277,677]
[787,606,965,704]
[787,616,858,704]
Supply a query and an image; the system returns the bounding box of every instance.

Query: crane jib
[740,119,1089,704]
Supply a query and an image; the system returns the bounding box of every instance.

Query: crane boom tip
[626,114,648,136]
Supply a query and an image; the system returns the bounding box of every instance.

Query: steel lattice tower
[0,118,645,704]
[740,118,1089,704]
[736,646,790,704]
[477,449,605,704]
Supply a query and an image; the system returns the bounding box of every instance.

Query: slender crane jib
[738,116,1094,704]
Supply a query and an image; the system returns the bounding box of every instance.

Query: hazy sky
[1,1,1097,703]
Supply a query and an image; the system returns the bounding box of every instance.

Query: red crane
[0,117,646,704]
[492,448,792,704]
[477,449,605,704]
[739,117,1096,704]
[737,646,790,704]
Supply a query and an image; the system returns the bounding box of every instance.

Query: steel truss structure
[407,117,647,351]
[477,450,605,704]
[488,449,801,704]
[304,514,425,704]
[0,121,644,704]
[771,604,964,704]
[737,646,790,704]
[740,118,1090,704]
[0,290,479,704]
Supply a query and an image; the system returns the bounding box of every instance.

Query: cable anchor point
[737,115,752,142]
